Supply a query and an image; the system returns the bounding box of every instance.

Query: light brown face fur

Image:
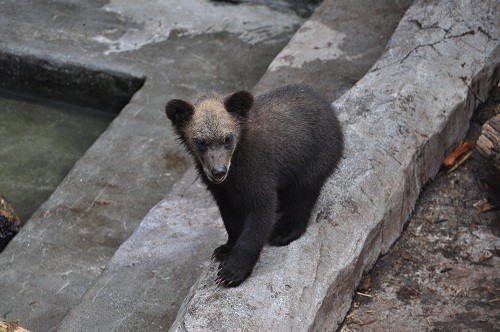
[184,98,241,183]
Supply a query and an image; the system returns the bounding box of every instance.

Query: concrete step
[0,1,305,331]
[56,0,414,331]
[170,0,500,331]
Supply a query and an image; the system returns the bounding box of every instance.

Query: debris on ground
[0,194,20,251]
[443,140,476,169]
[477,114,500,170]
[0,320,30,332]
[474,198,496,213]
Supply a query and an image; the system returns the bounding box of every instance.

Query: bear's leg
[269,185,322,246]
[212,192,244,262]
[216,191,277,287]
[212,217,239,262]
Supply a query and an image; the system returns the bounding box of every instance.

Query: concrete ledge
[0,51,145,113]
[170,0,499,331]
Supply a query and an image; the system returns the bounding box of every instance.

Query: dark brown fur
[165,85,343,286]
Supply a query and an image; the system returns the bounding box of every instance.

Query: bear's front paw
[215,255,254,287]
[212,243,233,262]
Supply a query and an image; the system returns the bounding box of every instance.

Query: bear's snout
[211,166,227,181]
[211,166,227,177]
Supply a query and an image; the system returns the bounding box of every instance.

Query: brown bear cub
[165,85,343,287]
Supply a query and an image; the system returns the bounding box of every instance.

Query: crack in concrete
[400,29,476,64]
[477,26,496,40]
[360,187,375,207]
[408,19,451,33]
[460,76,485,104]
[381,147,403,166]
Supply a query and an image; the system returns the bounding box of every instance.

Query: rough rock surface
[170,0,500,331]
[341,88,500,331]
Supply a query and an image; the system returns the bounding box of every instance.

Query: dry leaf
[473,198,495,213]
[359,275,372,291]
[443,140,476,167]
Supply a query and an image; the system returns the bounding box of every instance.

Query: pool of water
[0,92,114,223]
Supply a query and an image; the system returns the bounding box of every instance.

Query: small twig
[486,288,497,296]
[356,292,373,298]
[401,254,417,264]
[449,273,471,280]
[447,150,473,173]
[358,319,377,326]
[409,286,421,296]
[488,297,500,303]
[409,229,420,237]
[443,140,475,167]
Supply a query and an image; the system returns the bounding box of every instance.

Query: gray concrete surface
[169,0,500,331]
[57,0,414,330]
[341,87,500,331]
[0,1,303,331]
[58,169,225,331]
[255,0,413,99]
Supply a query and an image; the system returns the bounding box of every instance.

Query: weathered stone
[170,0,499,331]
[340,91,500,331]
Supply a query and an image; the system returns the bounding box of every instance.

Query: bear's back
[236,85,343,180]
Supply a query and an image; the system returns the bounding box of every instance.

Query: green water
[0,93,114,223]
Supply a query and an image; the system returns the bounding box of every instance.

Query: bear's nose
[211,166,227,178]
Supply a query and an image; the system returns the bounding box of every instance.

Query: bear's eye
[195,139,208,152]
[224,134,234,149]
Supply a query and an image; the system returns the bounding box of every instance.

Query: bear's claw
[216,256,252,287]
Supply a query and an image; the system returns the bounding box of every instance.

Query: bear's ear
[165,99,194,128]
[224,90,254,117]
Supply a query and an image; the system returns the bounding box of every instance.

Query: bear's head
[165,90,253,184]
